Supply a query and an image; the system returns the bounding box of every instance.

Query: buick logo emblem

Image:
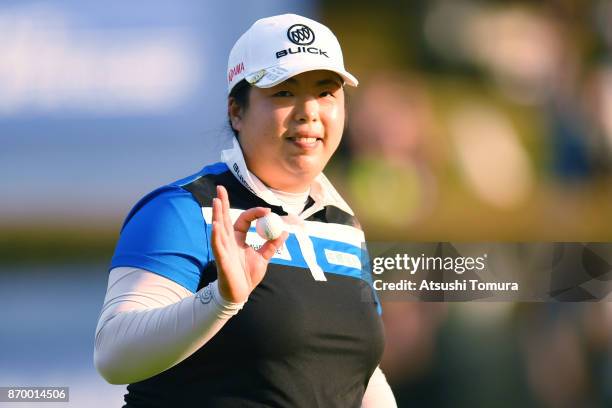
[287,24,315,45]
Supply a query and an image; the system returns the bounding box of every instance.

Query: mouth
[287,135,323,149]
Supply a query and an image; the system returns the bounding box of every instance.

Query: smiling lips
[287,133,323,150]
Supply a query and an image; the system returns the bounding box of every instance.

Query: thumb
[257,231,289,261]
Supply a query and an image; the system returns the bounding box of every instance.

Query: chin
[279,167,320,189]
[296,162,325,176]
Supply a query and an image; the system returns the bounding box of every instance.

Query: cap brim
[247,62,358,89]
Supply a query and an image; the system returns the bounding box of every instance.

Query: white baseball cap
[227,13,358,95]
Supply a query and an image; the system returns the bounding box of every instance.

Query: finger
[212,199,230,247]
[234,207,271,232]
[212,197,222,227]
[211,220,223,258]
[257,231,289,261]
[212,235,233,290]
[213,219,229,248]
[234,207,271,242]
[211,220,220,248]
[216,185,234,236]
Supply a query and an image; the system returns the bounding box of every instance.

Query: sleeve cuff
[195,280,245,315]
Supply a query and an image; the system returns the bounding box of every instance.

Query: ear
[228,97,243,132]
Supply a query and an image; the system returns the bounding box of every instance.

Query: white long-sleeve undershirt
[362,366,397,408]
[94,267,244,385]
[94,267,396,407]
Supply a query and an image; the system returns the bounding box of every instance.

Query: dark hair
[228,79,252,139]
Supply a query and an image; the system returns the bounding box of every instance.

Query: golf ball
[256,213,285,240]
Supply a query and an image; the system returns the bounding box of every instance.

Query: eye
[320,90,335,98]
[273,90,293,97]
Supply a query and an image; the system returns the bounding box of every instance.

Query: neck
[252,172,313,194]
[268,186,311,215]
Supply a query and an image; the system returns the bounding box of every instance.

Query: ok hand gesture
[211,185,288,303]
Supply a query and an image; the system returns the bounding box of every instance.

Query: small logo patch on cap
[246,69,267,84]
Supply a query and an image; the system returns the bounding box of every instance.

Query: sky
[0,0,314,223]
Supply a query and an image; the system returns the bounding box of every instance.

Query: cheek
[252,105,288,134]
[243,107,284,141]
[324,104,345,140]
[327,103,343,123]
[273,109,291,133]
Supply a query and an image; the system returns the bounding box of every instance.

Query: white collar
[220,138,354,218]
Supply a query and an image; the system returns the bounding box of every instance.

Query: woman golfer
[94,13,397,407]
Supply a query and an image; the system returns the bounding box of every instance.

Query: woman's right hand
[211,185,288,303]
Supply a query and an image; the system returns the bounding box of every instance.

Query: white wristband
[197,280,245,314]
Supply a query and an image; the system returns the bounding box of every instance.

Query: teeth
[294,137,317,143]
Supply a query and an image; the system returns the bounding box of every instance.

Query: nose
[293,96,319,123]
